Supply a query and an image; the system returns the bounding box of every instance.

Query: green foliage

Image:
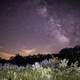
[0,66,80,80]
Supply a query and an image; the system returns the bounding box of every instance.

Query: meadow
[0,59,80,80]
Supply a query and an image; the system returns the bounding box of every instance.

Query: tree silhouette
[59,45,80,66]
[10,54,26,66]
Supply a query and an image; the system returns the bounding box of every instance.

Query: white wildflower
[32,62,41,70]
[59,59,68,68]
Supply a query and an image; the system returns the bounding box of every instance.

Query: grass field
[0,63,80,80]
[0,67,80,80]
[0,59,80,80]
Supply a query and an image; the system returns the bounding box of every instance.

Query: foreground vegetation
[1,67,80,80]
[0,59,80,80]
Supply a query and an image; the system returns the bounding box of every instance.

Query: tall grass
[0,59,80,80]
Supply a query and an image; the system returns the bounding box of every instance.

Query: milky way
[0,0,80,52]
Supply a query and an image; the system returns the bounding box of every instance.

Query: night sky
[0,0,80,53]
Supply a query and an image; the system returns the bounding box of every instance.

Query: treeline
[0,45,80,66]
[58,45,80,66]
[0,53,55,66]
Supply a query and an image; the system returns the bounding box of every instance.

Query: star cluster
[0,0,80,52]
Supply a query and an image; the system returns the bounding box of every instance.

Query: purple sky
[0,0,80,53]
